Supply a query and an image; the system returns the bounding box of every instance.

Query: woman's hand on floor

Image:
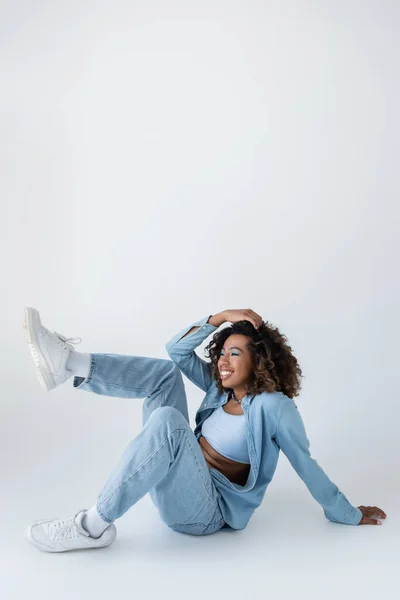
[357,505,387,525]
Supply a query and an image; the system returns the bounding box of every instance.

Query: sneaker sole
[23,307,56,391]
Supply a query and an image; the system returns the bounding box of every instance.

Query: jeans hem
[96,503,114,524]
[73,354,96,388]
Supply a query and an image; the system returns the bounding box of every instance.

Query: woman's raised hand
[223,309,263,330]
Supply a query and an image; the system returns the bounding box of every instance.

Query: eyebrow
[222,346,242,352]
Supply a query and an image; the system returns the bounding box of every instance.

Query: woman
[23,307,386,552]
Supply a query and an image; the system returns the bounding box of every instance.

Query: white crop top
[201,402,250,464]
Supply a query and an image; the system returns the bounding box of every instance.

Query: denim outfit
[74,315,362,535]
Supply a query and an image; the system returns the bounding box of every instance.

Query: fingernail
[377,520,382,525]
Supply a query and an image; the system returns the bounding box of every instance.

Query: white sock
[82,505,112,539]
[66,351,92,379]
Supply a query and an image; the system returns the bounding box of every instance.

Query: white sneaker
[26,509,117,553]
[23,307,82,391]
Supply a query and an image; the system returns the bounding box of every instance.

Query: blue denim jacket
[166,315,362,529]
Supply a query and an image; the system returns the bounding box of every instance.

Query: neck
[231,387,247,402]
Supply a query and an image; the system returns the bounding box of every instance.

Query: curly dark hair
[204,320,304,400]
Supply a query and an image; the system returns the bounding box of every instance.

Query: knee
[163,360,182,377]
[150,358,182,381]
[158,360,184,387]
[169,362,183,382]
[149,406,187,428]
[157,362,185,401]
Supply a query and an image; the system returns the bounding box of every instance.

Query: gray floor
[3,479,398,600]
[2,383,398,600]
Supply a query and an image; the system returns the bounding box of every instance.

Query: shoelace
[54,332,83,347]
[46,513,88,540]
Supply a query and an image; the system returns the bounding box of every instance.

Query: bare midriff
[198,398,251,487]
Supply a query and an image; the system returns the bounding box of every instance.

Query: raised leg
[74,353,190,425]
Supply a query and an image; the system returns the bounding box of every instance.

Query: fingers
[361,517,382,525]
[366,506,387,519]
[247,309,262,329]
[242,310,257,329]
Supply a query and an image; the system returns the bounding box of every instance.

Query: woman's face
[217,334,254,393]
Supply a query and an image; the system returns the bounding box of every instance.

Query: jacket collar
[218,392,255,409]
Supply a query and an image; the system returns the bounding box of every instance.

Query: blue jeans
[73,354,226,536]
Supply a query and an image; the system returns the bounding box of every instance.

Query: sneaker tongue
[74,510,90,537]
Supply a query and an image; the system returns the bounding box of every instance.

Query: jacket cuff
[325,505,363,525]
[165,315,218,354]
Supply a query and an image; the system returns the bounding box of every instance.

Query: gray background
[1,0,399,598]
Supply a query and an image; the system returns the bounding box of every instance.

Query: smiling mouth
[220,371,234,380]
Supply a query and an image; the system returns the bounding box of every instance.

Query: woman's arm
[179,312,227,339]
[275,398,362,525]
[165,314,224,392]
